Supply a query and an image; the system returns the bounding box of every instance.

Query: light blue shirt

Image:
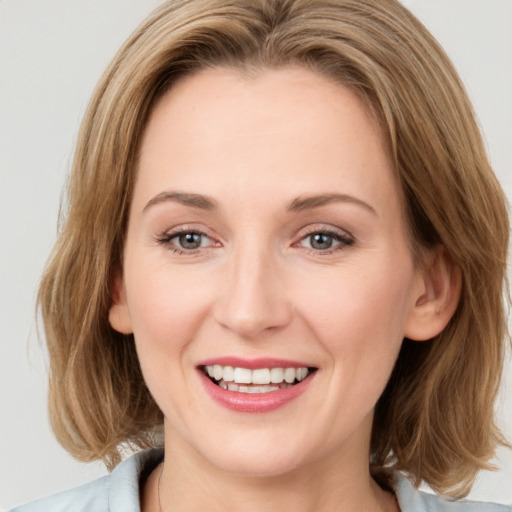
[8,449,511,511]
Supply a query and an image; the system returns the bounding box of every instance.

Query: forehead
[135,66,398,218]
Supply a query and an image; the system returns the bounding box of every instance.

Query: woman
[10,0,510,510]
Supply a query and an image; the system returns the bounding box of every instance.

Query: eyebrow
[143,191,218,213]
[142,190,377,216]
[287,193,377,215]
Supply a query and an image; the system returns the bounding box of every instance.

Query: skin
[110,66,459,512]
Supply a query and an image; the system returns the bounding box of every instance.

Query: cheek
[296,257,413,373]
[124,259,216,363]
[124,262,219,419]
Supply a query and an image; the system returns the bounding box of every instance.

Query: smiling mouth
[202,365,317,394]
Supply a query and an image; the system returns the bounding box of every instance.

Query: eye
[157,229,215,252]
[297,229,354,253]
[306,233,336,250]
[175,232,207,250]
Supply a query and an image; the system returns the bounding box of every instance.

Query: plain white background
[1,0,511,509]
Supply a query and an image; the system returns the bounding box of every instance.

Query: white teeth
[252,368,271,384]
[270,367,284,383]
[284,367,296,383]
[204,365,311,386]
[223,366,234,382]
[233,367,252,384]
[221,381,288,393]
[213,365,223,381]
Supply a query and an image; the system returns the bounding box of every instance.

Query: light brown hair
[38,0,509,497]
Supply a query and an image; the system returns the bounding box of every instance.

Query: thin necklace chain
[157,460,165,512]
[155,459,398,512]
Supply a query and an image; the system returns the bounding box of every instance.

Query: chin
[192,430,319,478]
[210,450,308,478]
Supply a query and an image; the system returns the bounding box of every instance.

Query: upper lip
[197,357,316,370]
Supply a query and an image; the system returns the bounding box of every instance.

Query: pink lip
[198,366,316,414]
[197,357,312,369]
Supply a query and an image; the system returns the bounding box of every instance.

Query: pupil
[179,232,201,249]
[311,233,332,250]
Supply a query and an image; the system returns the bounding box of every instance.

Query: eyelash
[295,227,354,254]
[155,227,354,255]
[156,228,217,255]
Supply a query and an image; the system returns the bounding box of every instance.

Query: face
[110,66,426,477]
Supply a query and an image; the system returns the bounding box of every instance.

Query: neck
[142,425,398,512]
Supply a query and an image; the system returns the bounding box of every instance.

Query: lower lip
[199,371,315,413]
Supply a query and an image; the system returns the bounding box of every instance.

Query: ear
[108,269,133,335]
[404,245,461,341]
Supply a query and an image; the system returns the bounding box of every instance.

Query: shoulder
[7,448,164,512]
[393,473,512,512]
[7,476,110,512]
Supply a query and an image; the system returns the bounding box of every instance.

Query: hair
[38,0,509,498]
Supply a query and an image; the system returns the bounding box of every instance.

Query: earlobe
[108,270,133,335]
[404,246,461,341]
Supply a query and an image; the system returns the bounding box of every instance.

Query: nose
[213,243,292,339]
